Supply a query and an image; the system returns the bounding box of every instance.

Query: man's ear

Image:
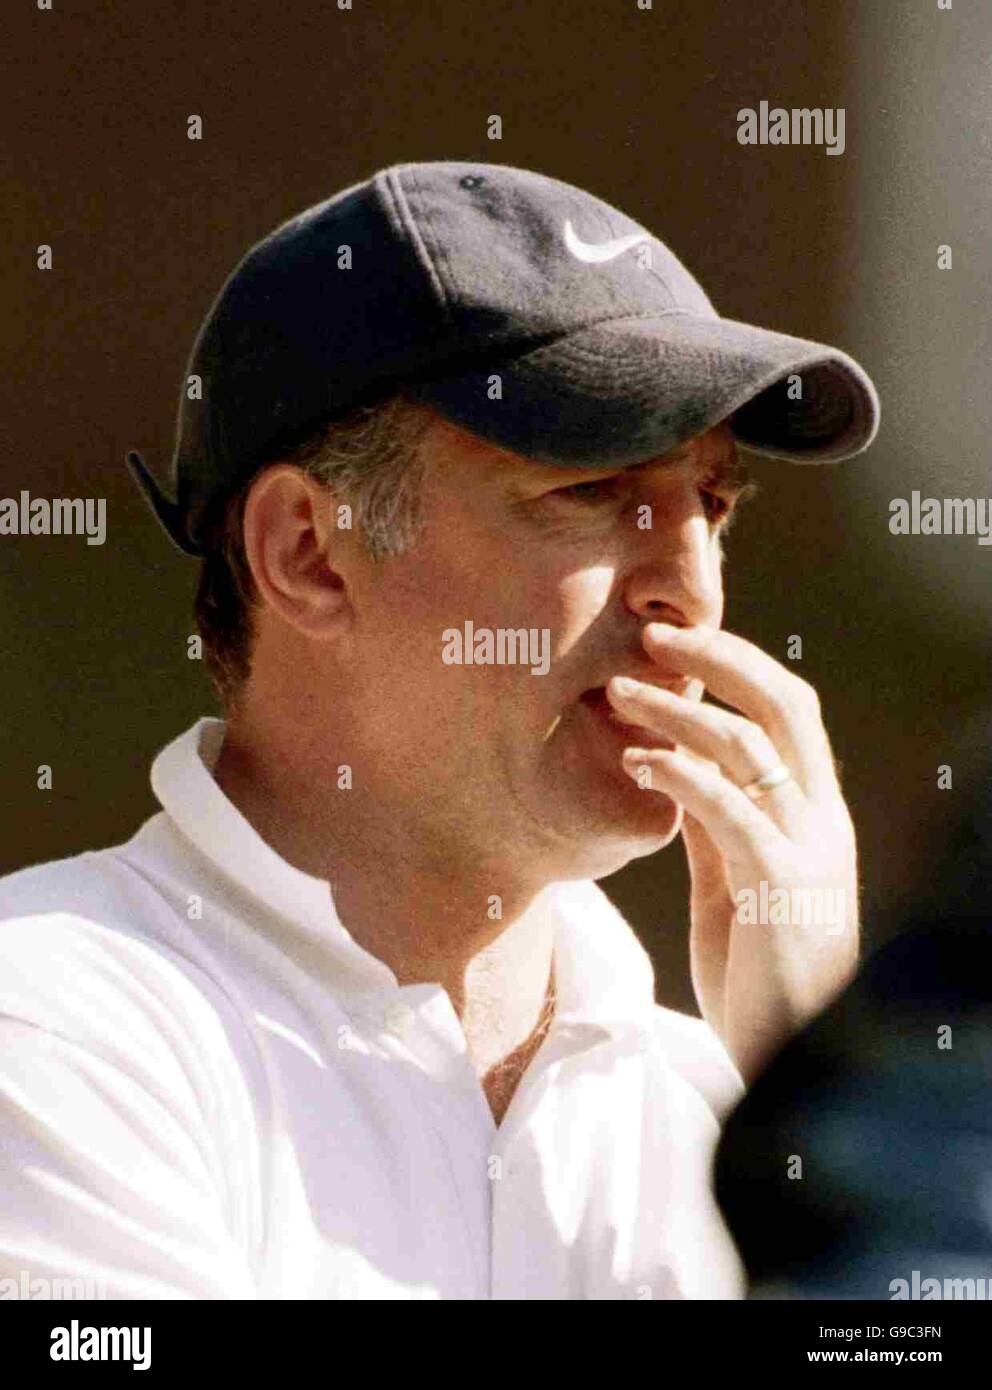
[241,464,353,640]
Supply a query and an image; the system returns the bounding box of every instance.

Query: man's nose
[621,508,723,630]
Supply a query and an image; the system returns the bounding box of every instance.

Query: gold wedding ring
[741,762,793,801]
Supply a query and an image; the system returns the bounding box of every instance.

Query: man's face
[338,412,750,882]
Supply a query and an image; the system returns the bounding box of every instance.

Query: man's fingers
[606,676,808,831]
[641,622,840,801]
[620,746,788,865]
[680,808,733,908]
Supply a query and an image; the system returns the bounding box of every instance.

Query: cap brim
[408,313,879,469]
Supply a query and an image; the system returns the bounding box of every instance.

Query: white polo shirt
[0,718,746,1300]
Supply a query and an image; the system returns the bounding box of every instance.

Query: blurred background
[3,0,990,1014]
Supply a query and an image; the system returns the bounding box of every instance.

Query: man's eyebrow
[625,443,752,491]
[504,439,753,491]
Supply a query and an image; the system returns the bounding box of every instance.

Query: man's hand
[606,621,860,1084]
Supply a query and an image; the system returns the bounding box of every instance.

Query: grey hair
[193,389,438,709]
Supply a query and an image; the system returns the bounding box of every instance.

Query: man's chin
[600,757,685,838]
[608,792,683,853]
[543,718,686,871]
[561,792,684,879]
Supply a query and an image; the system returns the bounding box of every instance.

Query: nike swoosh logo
[563,219,651,264]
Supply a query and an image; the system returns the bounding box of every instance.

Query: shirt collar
[150,718,658,1032]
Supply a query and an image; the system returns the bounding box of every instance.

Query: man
[715,720,992,1300]
[0,160,878,1299]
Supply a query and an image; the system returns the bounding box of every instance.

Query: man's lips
[578,686,676,750]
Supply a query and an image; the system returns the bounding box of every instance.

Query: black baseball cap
[126,159,880,558]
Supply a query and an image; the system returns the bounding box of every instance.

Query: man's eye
[553,478,623,504]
